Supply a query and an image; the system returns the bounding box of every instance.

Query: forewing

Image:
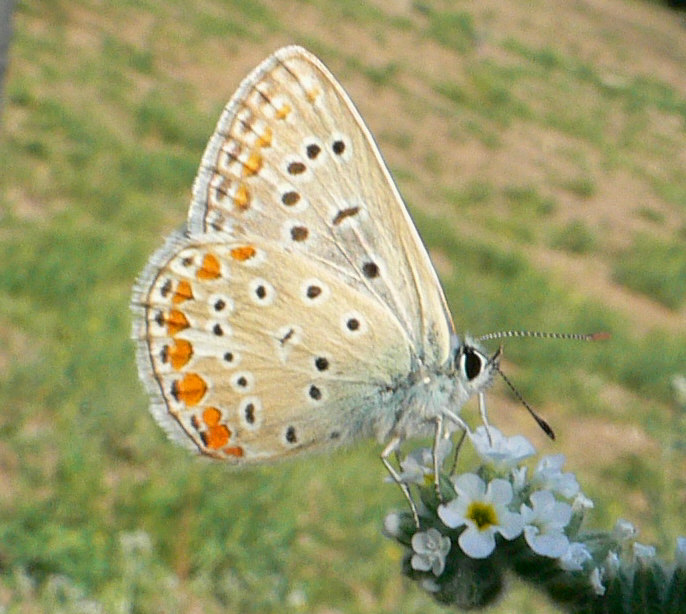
[189,45,453,366]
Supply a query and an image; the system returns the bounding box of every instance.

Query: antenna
[494,364,556,440]
[476,330,610,343]
[476,329,609,439]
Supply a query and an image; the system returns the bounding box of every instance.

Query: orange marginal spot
[257,126,272,148]
[204,424,230,450]
[230,245,256,261]
[168,338,193,370]
[166,309,190,336]
[199,407,231,449]
[242,151,262,176]
[223,445,244,458]
[306,87,321,103]
[196,253,221,280]
[172,280,193,304]
[175,373,207,406]
[276,103,292,120]
[202,406,221,427]
[234,183,250,211]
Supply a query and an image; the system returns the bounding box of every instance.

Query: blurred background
[0,1,684,612]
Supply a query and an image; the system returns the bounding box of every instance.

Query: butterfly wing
[189,45,454,367]
[132,233,413,461]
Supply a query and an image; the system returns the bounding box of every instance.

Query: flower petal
[411,553,432,572]
[527,531,570,558]
[487,478,514,506]
[498,511,524,540]
[453,473,486,499]
[459,526,496,559]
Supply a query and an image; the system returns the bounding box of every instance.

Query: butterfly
[131,46,508,517]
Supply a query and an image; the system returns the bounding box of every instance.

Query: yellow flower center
[467,501,498,530]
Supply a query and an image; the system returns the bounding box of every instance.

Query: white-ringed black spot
[301,279,329,305]
[306,143,321,159]
[214,299,226,311]
[332,206,360,225]
[341,311,367,336]
[362,262,379,278]
[239,397,260,427]
[286,426,297,443]
[315,357,329,371]
[279,328,295,345]
[213,323,224,336]
[181,256,193,267]
[346,318,360,331]
[160,279,172,297]
[249,279,275,306]
[282,191,300,206]
[231,371,254,392]
[244,402,255,424]
[160,345,169,363]
[154,311,164,326]
[332,139,345,155]
[291,226,308,241]
[309,384,322,401]
[306,285,322,299]
[223,352,234,363]
[287,161,306,175]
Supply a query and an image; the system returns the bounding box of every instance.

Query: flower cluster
[383,426,686,612]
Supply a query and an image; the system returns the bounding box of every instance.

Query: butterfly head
[451,335,500,398]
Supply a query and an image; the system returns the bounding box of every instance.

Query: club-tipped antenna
[476,330,610,343]
[475,329,609,440]
[494,364,556,440]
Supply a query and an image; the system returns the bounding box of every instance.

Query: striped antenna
[475,330,609,438]
[476,330,610,342]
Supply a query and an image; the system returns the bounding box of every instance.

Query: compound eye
[462,348,483,381]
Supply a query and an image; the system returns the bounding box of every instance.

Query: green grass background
[1,0,684,612]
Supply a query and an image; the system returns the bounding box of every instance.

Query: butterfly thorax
[371,337,496,443]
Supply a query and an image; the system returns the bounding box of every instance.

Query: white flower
[590,566,606,596]
[438,473,523,559]
[676,536,686,569]
[632,542,656,562]
[558,542,593,571]
[391,440,453,486]
[572,492,594,513]
[605,551,620,576]
[470,426,535,472]
[532,455,579,498]
[520,490,572,558]
[612,518,637,542]
[511,466,528,493]
[411,528,451,576]
[383,513,403,538]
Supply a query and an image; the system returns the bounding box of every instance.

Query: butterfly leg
[478,392,493,445]
[381,436,420,528]
[432,415,445,503]
[447,428,468,476]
